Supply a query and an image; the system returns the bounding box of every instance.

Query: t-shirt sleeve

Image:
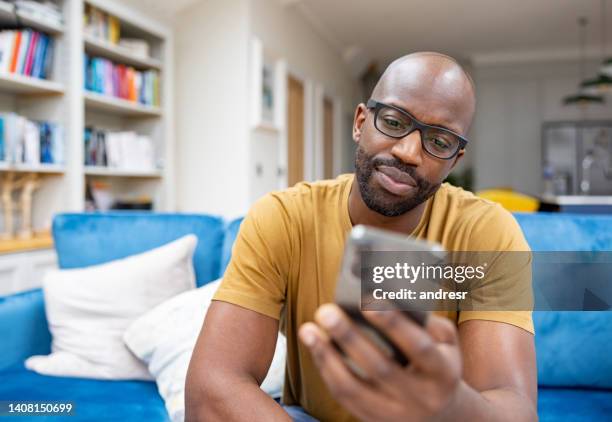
[213,193,293,320]
[458,204,534,334]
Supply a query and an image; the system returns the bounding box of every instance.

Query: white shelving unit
[84,165,162,178]
[0,162,65,173]
[83,90,162,117]
[83,33,162,70]
[0,72,64,95]
[0,0,174,265]
[0,1,65,35]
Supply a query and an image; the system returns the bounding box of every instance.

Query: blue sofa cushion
[514,213,612,389]
[220,217,244,276]
[0,289,50,371]
[0,364,169,421]
[53,213,225,287]
[538,387,612,422]
[514,212,612,252]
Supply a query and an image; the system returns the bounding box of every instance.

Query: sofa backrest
[220,217,244,276]
[53,213,226,287]
[514,212,612,389]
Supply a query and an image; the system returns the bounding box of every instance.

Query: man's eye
[383,117,403,129]
[432,138,451,149]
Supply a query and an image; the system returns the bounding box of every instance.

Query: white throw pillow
[26,235,198,381]
[123,279,286,422]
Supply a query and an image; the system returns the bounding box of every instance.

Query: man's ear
[352,103,367,144]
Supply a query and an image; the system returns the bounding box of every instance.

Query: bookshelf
[0,1,65,35]
[84,165,162,178]
[83,91,162,116]
[83,33,162,70]
[0,72,64,95]
[0,0,173,266]
[0,162,65,173]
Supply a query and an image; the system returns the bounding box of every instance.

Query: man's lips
[376,165,417,187]
[374,165,417,196]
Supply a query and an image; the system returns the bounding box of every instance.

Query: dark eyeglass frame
[366,99,469,160]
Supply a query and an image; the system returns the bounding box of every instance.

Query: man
[186,52,537,421]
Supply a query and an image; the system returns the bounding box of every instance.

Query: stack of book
[0,29,54,79]
[83,3,120,44]
[0,113,63,165]
[15,0,63,27]
[84,54,160,106]
[84,127,156,171]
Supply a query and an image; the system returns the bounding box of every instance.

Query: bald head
[371,52,476,134]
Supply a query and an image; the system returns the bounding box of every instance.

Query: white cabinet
[0,249,57,296]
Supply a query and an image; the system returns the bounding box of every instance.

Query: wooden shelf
[0,233,53,254]
[85,166,162,178]
[0,162,65,174]
[84,33,162,70]
[0,72,64,95]
[0,1,64,35]
[84,91,162,117]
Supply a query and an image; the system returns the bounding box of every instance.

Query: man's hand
[298,304,537,422]
[298,304,461,422]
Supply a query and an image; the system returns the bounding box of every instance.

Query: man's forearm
[185,375,291,422]
[438,381,537,422]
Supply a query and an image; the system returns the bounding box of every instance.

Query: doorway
[323,97,334,179]
[287,75,304,186]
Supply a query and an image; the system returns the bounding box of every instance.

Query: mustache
[370,157,424,185]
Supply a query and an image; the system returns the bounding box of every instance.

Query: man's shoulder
[259,174,353,212]
[433,183,528,250]
[435,182,501,218]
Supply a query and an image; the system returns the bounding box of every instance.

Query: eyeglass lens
[375,105,460,158]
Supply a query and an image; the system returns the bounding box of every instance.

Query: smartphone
[334,225,445,368]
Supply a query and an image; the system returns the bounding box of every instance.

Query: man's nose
[390,130,424,166]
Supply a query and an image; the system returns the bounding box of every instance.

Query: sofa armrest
[0,288,51,371]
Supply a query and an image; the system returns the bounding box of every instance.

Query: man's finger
[362,311,450,376]
[298,322,386,420]
[313,304,403,385]
[426,314,459,345]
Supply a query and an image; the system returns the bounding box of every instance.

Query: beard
[354,145,440,217]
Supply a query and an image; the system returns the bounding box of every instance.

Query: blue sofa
[0,212,611,421]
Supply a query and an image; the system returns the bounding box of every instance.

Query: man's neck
[347,180,428,236]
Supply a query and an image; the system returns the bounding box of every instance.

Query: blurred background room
[1,0,612,295]
[1,3,612,422]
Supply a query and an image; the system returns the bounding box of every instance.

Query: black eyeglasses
[366,99,468,160]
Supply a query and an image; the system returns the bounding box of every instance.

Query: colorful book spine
[84,56,161,106]
[0,29,54,79]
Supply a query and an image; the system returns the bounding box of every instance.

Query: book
[118,38,150,58]
[0,31,15,73]
[41,36,53,79]
[9,31,22,73]
[16,30,30,75]
[84,56,161,106]
[23,31,39,76]
[84,5,121,44]
[0,113,63,165]
[84,126,156,171]
[31,33,47,78]
[0,29,54,79]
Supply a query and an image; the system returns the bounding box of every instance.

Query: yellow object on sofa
[476,188,540,212]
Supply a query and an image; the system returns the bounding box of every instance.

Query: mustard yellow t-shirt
[213,174,533,422]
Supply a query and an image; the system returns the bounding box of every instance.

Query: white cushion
[123,279,286,422]
[26,235,198,381]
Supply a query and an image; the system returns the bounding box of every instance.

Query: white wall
[248,0,360,196]
[174,0,363,216]
[472,58,612,195]
[174,0,251,218]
